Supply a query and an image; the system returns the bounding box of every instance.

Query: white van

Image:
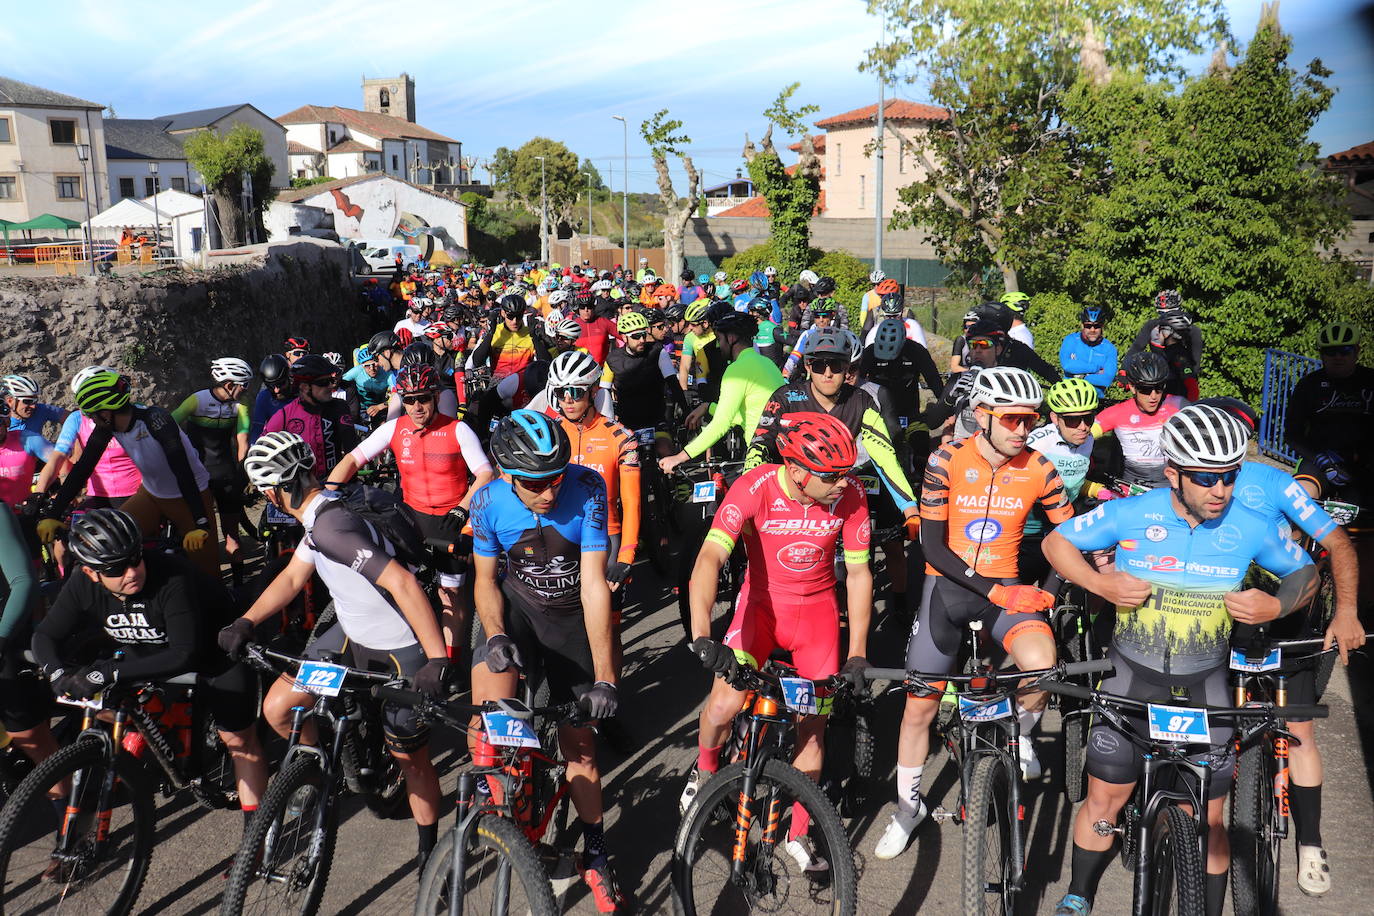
[360,242,421,273]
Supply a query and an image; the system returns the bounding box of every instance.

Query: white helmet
[547,350,602,390]
[548,289,569,307]
[798,269,820,286]
[869,269,886,284]
[842,329,863,364]
[1161,404,1248,469]
[244,431,315,489]
[71,365,115,396]
[209,357,253,385]
[763,266,777,278]
[2,374,39,399]
[591,280,612,292]
[321,352,344,369]
[638,257,648,265]
[873,318,906,361]
[554,317,583,341]
[712,271,727,283]
[968,366,1043,411]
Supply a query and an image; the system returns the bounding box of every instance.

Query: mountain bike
[0,673,237,915]
[672,662,858,916]
[668,456,745,640]
[220,644,409,916]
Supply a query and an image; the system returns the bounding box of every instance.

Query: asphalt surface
[81,557,1374,915]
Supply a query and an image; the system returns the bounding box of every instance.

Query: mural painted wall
[291,176,468,260]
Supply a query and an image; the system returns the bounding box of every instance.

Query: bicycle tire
[844,707,875,817]
[961,754,1018,915]
[194,706,245,810]
[672,759,857,916]
[222,755,336,916]
[1150,804,1205,915]
[1230,742,1279,916]
[415,814,558,916]
[1062,712,1088,803]
[1312,567,1337,698]
[0,738,154,916]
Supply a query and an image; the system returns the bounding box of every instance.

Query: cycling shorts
[198,659,260,734]
[470,583,596,707]
[1086,651,1234,799]
[724,578,840,681]
[904,576,1053,693]
[0,647,53,733]
[307,625,429,752]
[207,475,245,521]
[413,509,467,588]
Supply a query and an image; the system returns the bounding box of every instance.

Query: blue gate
[1258,348,1320,464]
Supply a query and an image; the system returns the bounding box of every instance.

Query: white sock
[1017,705,1043,738]
[896,765,924,818]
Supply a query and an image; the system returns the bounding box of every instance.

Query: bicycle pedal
[931,806,956,824]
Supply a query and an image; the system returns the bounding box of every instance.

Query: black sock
[1290,782,1322,847]
[1067,843,1114,902]
[417,821,438,858]
[581,819,606,864]
[1205,871,1227,916]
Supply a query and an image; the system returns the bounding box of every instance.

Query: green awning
[8,214,81,230]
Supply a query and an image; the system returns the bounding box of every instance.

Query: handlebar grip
[864,667,908,682]
[424,537,457,554]
[372,684,424,707]
[1062,659,1114,676]
[1281,705,1329,719]
[1041,681,1093,700]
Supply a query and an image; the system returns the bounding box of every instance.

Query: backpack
[316,484,426,569]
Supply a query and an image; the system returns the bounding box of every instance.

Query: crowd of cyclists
[0,250,1369,915]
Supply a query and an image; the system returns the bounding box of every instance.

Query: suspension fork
[1274,675,1290,832]
[57,713,122,855]
[1130,756,1155,916]
[730,713,779,881]
[448,771,481,916]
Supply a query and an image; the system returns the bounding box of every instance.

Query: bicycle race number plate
[294,661,347,697]
[780,677,820,715]
[1229,648,1282,672]
[957,695,1013,722]
[692,481,717,503]
[481,711,541,749]
[1146,704,1210,743]
[857,475,880,495]
[264,502,296,526]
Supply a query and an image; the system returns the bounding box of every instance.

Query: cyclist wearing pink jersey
[1092,351,1187,490]
[681,412,872,873]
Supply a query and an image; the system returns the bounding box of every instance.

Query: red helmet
[395,327,414,347]
[283,336,310,352]
[777,413,858,475]
[875,278,899,296]
[730,279,750,293]
[396,364,439,395]
[423,322,450,339]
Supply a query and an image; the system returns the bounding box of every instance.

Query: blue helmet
[748,270,768,291]
[488,409,570,479]
[1079,306,1106,324]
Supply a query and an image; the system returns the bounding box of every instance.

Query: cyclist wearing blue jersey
[1057,307,1118,394]
[1044,404,1318,916]
[467,409,624,912]
[341,347,390,429]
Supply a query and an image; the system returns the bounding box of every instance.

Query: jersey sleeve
[19,428,55,462]
[235,403,251,436]
[171,394,198,425]
[685,360,749,459]
[350,419,397,466]
[859,404,917,510]
[1057,500,1121,551]
[839,484,872,566]
[455,420,492,475]
[705,473,755,554]
[1033,453,1074,524]
[54,411,82,455]
[307,504,394,584]
[918,447,953,522]
[469,485,502,558]
[579,473,610,553]
[1251,515,1313,579]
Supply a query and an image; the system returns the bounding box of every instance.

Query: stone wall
[0,238,370,410]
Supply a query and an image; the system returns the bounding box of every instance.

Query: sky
[2,0,1370,195]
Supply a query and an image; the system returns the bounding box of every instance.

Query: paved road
[120,560,1374,915]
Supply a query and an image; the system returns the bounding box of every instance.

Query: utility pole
[873,12,887,273]
[612,115,628,268]
[76,143,95,275]
[535,155,548,263]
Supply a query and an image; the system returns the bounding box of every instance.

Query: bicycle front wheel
[672,759,856,916]
[1149,805,1205,915]
[222,755,336,916]
[0,738,154,916]
[415,814,558,916]
[961,754,1019,915]
[1230,743,1279,916]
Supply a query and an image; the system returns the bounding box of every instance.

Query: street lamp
[148,161,161,261]
[612,115,628,269]
[75,143,95,276]
[534,155,548,264]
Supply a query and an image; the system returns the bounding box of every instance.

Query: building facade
[812,100,947,219]
[0,76,108,224]
[153,104,289,190]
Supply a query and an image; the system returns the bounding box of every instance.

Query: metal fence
[1258,348,1320,465]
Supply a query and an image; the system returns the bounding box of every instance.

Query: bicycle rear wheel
[1149,805,1205,915]
[1230,742,1280,916]
[672,759,856,916]
[222,755,336,916]
[961,754,1018,915]
[415,815,558,916]
[0,738,154,916]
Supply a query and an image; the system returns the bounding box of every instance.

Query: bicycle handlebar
[371,684,587,726]
[864,657,1113,686]
[244,643,401,688]
[1038,680,1329,721]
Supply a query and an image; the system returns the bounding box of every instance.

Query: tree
[507,139,580,223]
[641,109,703,282]
[743,83,822,282]
[489,147,516,189]
[580,158,606,192]
[864,0,1226,293]
[1055,4,1374,401]
[183,124,277,248]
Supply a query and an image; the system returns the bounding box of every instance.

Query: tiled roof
[788,134,826,154]
[328,139,379,154]
[1327,141,1374,164]
[103,119,186,160]
[287,140,318,155]
[154,104,253,131]
[0,76,101,109]
[715,190,825,218]
[276,104,455,143]
[814,99,948,130]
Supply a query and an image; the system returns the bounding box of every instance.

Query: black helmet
[712,313,758,341]
[813,276,837,297]
[1158,308,1191,333]
[964,318,1007,342]
[258,353,289,384]
[67,508,142,570]
[1078,306,1107,324]
[368,330,401,356]
[1122,351,1170,386]
[289,354,338,385]
[703,300,736,326]
[680,269,695,283]
[641,307,666,325]
[499,294,527,318]
[488,409,571,479]
[401,342,434,367]
[1197,396,1259,432]
[973,302,1012,332]
[623,282,642,300]
[663,302,686,323]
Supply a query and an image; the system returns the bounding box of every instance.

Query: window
[56,174,82,199]
[835,143,841,175]
[329,129,337,145]
[119,177,135,199]
[144,176,159,196]
[0,118,11,143]
[859,174,865,210]
[170,177,185,191]
[379,88,390,108]
[49,119,77,144]
[391,154,398,171]
[0,176,16,200]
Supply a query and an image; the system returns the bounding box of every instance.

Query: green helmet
[1046,378,1099,414]
[1316,322,1359,349]
[75,370,132,414]
[999,291,1030,313]
[617,311,649,335]
[684,301,710,323]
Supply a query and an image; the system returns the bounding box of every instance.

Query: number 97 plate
[1146,703,1210,743]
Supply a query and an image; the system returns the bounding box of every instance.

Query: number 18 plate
[1146,703,1210,743]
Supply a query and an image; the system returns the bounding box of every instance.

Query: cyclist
[780,269,821,331]
[0,499,56,776]
[394,299,431,338]
[0,401,58,510]
[782,298,842,379]
[249,353,292,443]
[1126,290,1203,400]
[682,413,872,874]
[568,291,619,364]
[860,285,929,350]
[999,291,1033,347]
[262,354,360,475]
[468,411,624,911]
[48,366,142,509]
[858,269,887,326]
[1287,322,1374,514]
[172,358,253,580]
[39,371,220,578]
[1059,306,1118,395]
[875,366,1070,861]
[1091,350,1186,490]
[283,336,311,365]
[470,295,547,381]
[605,310,686,434]
[3,375,67,436]
[860,317,944,408]
[221,431,450,875]
[341,347,390,430]
[1043,404,1317,916]
[35,508,266,839]
[328,364,494,659]
[677,301,717,396]
[746,298,785,366]
[1020,378,1104,585]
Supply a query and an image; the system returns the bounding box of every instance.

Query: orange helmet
[875,278,899,296]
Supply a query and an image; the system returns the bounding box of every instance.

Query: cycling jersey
[342,363,391,411]
[920,437,1072,578]
[7,402,65,435]
[683,348,784,460]
[0,427,52,508]
[1058,487,1311,675]
[682,330,715,383]
[554,414,639,563]
[1058,332,1119,393]
[250,386,292,443]
[858,340,945,421]
[570,315,618,364]
[1024,424,1094,536]
[470,465,609,614]
[172,390,249,479]
[1091,395,1186,488]
[487,323,539,379]
[53,413,141,499]
[749,381,919,511]
[349,413,490,515]
[1127,319,1203,397]
[263,397,360,476]
[1232,461,1336,542]
[605,343,682,432]
[861,316,929,351]
[1285,365,1374,471]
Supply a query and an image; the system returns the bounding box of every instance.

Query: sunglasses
[13,398,35,407]
[91,554,142,577]
[625,332,647,341]
[514,473,564,493]
[1058,413,1094,427]
[1081,323,1103,330]
[1180,467,1239,488]
[286,349,308,358]
[650,323,667,332]
[968,337,997,349]
[556,386,590,401]
[1134,385,1165,395]
[807,356,849,375]
[311,379,339,390]
[992,411,1038,430]
[1322,346,1356,356]
[401,394,435,405]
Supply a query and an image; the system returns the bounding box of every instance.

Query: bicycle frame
[942,692,1028,890]
[729,691,794,883]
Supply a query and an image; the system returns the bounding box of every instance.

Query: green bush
[721,243,870,327]
[290,175,336,190]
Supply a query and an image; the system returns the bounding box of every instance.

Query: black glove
[839,655,870,691]
[606,561,632,587]
[583,681,619,719]
[485,634,522,673]
[61,663,112,700]
[690,637,737,679]
[218,618,254,661]
[413,657,451,699]
[446,505,470,529]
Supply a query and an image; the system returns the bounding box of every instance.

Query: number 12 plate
[294,661,347,697]
[481,711,540,748]
[1146,703,1210,743]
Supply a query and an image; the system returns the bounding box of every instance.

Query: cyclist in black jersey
[605,311,686,433]
[1288,322,1374,506]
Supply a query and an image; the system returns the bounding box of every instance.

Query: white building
[84,188,206,263]
[278,105,463,187]
[151,104,288,190]
[104,118,199,203]
[276,173,467,261]
[0,76,109,224]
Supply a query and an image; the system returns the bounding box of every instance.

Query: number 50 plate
[1146,703,1210,743]
[294,661,347,697]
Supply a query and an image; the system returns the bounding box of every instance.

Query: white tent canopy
[84,190,207,264]
[85,197,158,229]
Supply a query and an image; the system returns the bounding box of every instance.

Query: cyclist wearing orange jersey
[875,366,1072,861]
